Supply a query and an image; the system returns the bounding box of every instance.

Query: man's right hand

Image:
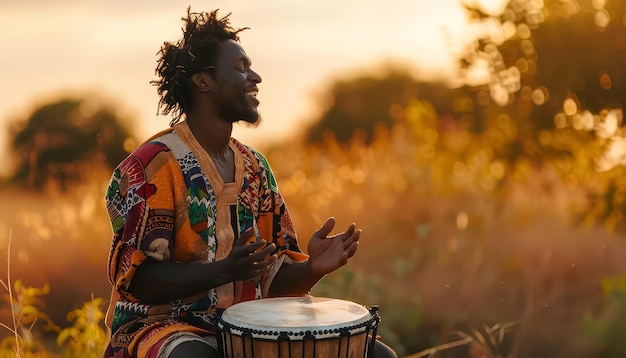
[218,228,277,283]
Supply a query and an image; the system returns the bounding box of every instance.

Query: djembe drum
[217,296,380,358]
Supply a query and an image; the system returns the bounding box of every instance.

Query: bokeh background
[2,0,626,357]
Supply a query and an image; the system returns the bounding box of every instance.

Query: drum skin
[217,296,379,358]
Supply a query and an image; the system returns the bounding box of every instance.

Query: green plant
[57,295,107,358]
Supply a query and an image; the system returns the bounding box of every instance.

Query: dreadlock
[152,8,248,126]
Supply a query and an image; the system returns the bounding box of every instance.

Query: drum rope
[366,305,381,358]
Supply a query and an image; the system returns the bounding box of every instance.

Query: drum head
[220,296,372,337]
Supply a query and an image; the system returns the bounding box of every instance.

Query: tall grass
[0,165,111,357]
[1,102,626,356]
[0,230,107,358]
[0,232,60,357]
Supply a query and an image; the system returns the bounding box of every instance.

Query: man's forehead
[218,39,249,60]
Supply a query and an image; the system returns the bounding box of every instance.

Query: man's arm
[267,259,324,297]
[128,233,277,304]
[128,258,230,303]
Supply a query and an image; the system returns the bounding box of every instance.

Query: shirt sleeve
[255,150,308,259]
[105,144,177,302]
[253,151,309,297]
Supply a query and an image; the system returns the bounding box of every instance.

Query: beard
[237,111,263,129]
[217,95,262,127]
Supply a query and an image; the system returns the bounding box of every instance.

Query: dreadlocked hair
[152,8,248,126]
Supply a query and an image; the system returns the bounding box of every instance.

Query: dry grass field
[1,117,626,357]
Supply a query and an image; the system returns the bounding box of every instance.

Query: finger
[342,228,361,249]
[232,239,267,258]
[249,243,276,262]
[327,223,356,241]
[343,223,356,239]
[345,240,359,258]
[248,239,269,253]
[248,255,278,277]
[255,254,278,270]
[312,217,336,239]
[236,227,256,246]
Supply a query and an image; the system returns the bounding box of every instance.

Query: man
[103,8,396,358]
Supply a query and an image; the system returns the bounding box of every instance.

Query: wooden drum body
[217,297,380,358]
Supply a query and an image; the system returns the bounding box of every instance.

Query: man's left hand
[307,217,360,276]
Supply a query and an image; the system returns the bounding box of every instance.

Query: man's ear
[191,72,214,92]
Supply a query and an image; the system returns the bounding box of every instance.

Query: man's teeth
[246,90,258,97]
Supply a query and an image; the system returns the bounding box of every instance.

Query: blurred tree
[304,66,479,145]
[460,0,625,152]
[7,97,137,190]
[458,0,626,231]
[305,67,418,144]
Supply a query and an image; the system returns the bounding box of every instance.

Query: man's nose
[249,69,262,83]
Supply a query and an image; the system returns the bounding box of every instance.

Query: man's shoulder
[129,141,171,163]
[120,129,178,168]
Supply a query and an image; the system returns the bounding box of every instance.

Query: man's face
[211,39,262,125]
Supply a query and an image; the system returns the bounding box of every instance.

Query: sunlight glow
[596,137,626,171]
[563,98,578,117]
[531,87,547,105]
[594,9,611,28]
[517,23,532,39]
[490,84,509,106]
[595,109,620,139]
[591,0,606,10]
[573,111,595,131]
[554,113,568,129]
[456,212,469,230]
[593,109,626,171]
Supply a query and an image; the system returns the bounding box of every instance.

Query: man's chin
[238,114,262,128]
[221,106,261,127]
[234,108,262,128]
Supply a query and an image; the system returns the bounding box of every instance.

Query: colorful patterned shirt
[103,121,308,357]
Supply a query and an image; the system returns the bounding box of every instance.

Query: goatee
[220,106,261,127]
[238,113,262,128]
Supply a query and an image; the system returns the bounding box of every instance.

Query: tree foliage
[7,97,136,190]
[459,0,626,230]
[461,0,625,142]
[304,66,480,145]
[305,67,416,144]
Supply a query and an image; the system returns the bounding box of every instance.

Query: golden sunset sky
[0,0,505,173]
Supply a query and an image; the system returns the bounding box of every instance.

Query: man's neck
[185,113,233,156]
